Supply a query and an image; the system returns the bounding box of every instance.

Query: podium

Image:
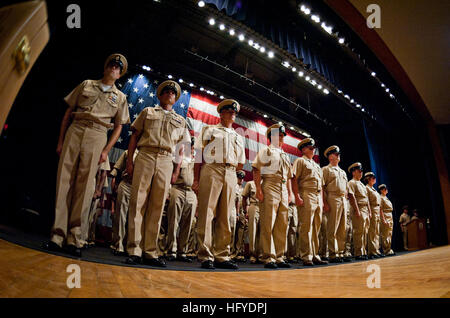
[407,218,428,250]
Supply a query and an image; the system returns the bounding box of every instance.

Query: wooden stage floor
[0,239,449,298]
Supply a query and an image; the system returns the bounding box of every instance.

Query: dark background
[0,0,447,249]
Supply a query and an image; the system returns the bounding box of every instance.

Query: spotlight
[282,61,290,68]
[238,34,245,41]
[385,88,390,92]
[268,51,274,58]
[292,67,297,72]
[260,47,265,53]
[350,99,354,103]
[318,85,322,89]
[279,121,283,125]
[178,78,183,83]
[254,43,260,50]
[189,83,194,87]
[298,71,304,77]
[311,15,320,23]
[337,89,342,94]
[371,72,376,77]
[200,87,204,91]
[198,1,205,7]
[168,75,173,79]
[338,38,345,44]
[305,76,310,81]
[229,29,235,36]
[220,95,224,99]
[381,83,385,87]
[304,8,311,15]
[248,39,254,46]
[323,89,329,94]
[219,24,226,31]
[263,114,268,118]
[208,18,215,26]
[290,126,294,129]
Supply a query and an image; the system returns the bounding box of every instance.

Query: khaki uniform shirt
[347,179,369,206]
[132,106,190,153]
[380,195,393,213]
[65,79,130,128]
[252,145,293,182]
[242,180,258,205]
[322,164,348,196]
[110,150,139,184]
[194,123,246,166]
[366,185,381,209]
[293,156,323,192]
[399,213,411,227]
[173,156,195,187]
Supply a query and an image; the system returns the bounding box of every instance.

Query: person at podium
[399,206,411,250]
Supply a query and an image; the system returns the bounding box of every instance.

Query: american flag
[109,72,320,179]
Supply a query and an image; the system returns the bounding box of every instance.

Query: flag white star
[183,90,188,95]
[180,103,185,108]
[117,137,123,143]
[133,114,138,119]
[127,79,133,83]
[133,88,139,93]
[149,92,154,97]
[143,83,149,89]
[138,98,144,103]
[128,131,132,136]
[153,80,159,84]
[155,104,159,107]
[129,103,134,108]
[138,74,144,79]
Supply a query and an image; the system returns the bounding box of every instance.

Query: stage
[0,231,449,298]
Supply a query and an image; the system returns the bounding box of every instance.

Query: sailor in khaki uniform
[364,172,386,258]
[347,162,372,260]
[193,99,246,270]
[253,124,294,269]
[322,146,352,263]
[44,54,130,257]
[165,138,197,262]
[292,138,328,266]
[110,149,139,255]
[378,184,395,256]
[399,206,411,250]
[232,170,247,261]
[125,80,191,267]
[242,179,261,264]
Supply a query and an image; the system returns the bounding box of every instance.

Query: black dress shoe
[368,255,375,259]
[313,259,328,265]
[113,250,127,257]
[42,241,63,253]
[364,255,369,260]
[329,257,342,263]
[302,260,314,266]
[321,257,329,262]
[378,254,385,258]
[343,257,353,262]
[125,255,142,265]
[215,260,239,270]
[143,257,167,267]
[176,255,193,263]
[66,245,82,257]
[355,256,365,260]
[277,262,291,268]
[201,260,215,269]
[264,262,278,269]
[165,255,176,261]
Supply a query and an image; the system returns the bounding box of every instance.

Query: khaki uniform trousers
[286,204,298,260]
[326,194,347,259]
[166,185,197,257]
[233,213,248,259]
[111,180,132,252]
[259,177,289,264]
[352,205,370,257]
[402,227,408,250]
[87,197,101,242]
[380,212,394,254]
[368,206,381,255]
[197,164,237,262]
[186,216,198,257]
[298,190,323,262]
[344,201,353,257]
[248,204,261,260]
[127,150,173,259]
[229,207,237,256]
[319,212,328,258]
[51,121,107,248]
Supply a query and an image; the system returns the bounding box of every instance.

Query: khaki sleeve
[115,92,131,125]
[287,162,293,179]
[242,182,251,197]
[111,151,127,177]
[322,167,329,187]
[194,125,208,150]
[292,158,303,178]
[237,135,246,165]
[180,120,191,144]
[347,181,355,196]
[64,80,87,109]
[131,108,148,133]
[251,148,265,171]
